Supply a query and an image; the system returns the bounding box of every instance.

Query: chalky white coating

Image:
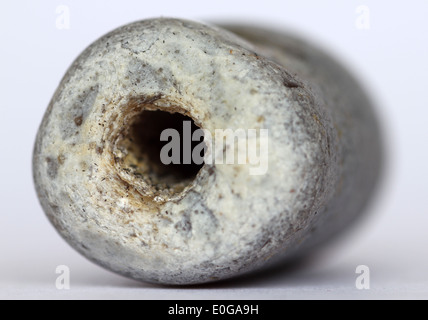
[33,18,382,284]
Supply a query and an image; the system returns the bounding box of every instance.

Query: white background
[1,0,427,299]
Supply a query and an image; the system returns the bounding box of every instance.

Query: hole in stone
[117,109,205,195]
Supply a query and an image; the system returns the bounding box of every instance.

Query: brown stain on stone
[57,154,66,165]
[74,115,83,126]
[312,113,321,125]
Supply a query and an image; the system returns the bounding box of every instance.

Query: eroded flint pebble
[33,18,382,285]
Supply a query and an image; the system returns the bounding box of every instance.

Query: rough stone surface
[33,18,382,285]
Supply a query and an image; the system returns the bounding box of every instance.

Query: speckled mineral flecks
[33,18,382,284]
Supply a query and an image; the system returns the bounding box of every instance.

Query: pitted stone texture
[33,18,382,285]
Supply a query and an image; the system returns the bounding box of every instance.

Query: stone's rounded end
[33,18,381,285]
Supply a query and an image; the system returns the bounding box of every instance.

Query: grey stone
[33,18,382,285]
